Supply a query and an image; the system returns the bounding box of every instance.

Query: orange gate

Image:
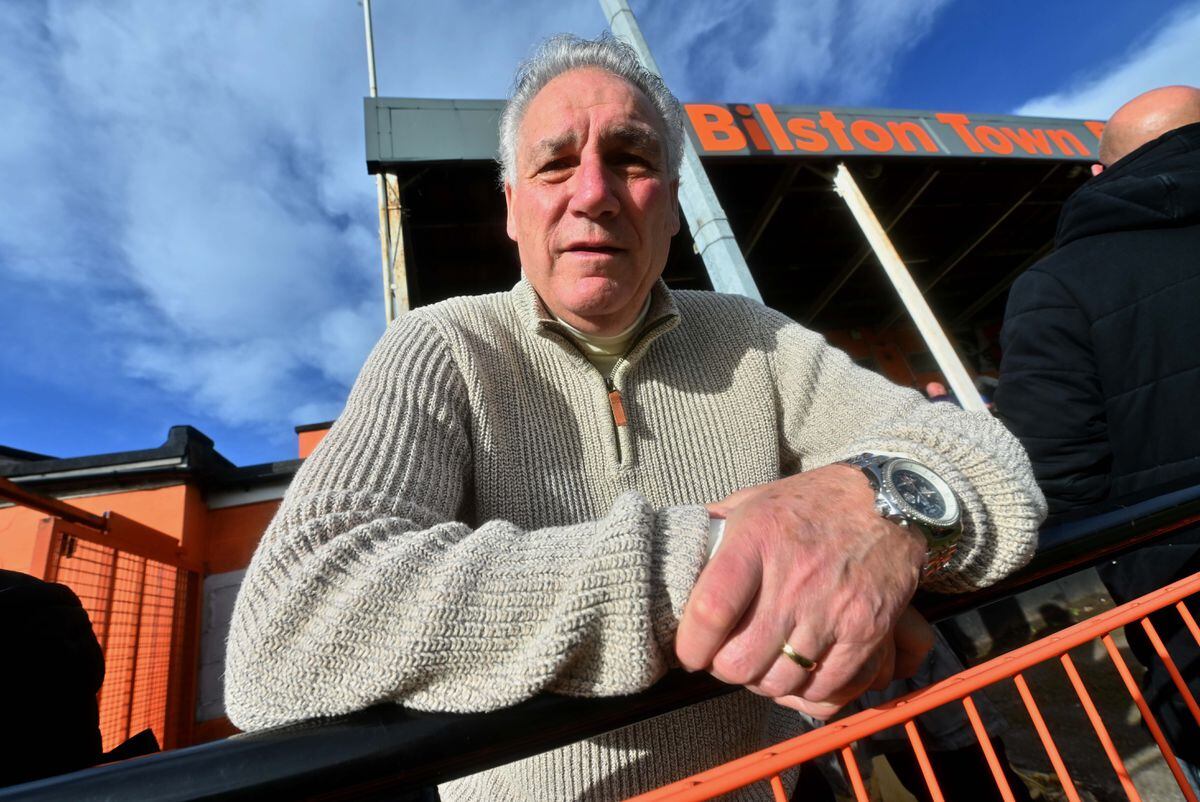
[629,571,1200,802]
[7,476,203,754]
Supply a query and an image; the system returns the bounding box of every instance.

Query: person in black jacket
[0,569,105,788]
[997,84,1200,788]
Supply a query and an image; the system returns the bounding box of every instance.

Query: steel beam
[881,165,1057,328]
[744,163,801,257]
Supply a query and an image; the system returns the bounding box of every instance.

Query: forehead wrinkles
[528,121,661,162]
[517,70,663,165]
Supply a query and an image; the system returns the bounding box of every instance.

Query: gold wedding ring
[780,643,817,670]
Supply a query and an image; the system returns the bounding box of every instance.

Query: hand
[774,606,936,718]
[676,464,927,718]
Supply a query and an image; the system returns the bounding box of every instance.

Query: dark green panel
[366,98,503,172]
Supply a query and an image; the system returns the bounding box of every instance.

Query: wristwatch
[842,453,962,577]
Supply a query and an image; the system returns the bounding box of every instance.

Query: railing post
[28,517,59,581]
[165,569,203,750]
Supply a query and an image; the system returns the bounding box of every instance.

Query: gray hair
[498,33,685,185]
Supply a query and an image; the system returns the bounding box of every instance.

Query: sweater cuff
[650,504,711,652]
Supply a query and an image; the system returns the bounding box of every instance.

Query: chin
[564,276,627,312]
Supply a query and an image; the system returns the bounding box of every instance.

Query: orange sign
[686,103,1106,161]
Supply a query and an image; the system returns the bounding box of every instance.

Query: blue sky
[2,0,1198,467]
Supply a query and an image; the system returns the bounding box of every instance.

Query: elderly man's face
[505,68,680,335]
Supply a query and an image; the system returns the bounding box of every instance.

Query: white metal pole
[362,0,379,97]
[362,0,396,323]
[832,163,986,411]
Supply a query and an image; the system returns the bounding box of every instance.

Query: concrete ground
[876,568,1192,802]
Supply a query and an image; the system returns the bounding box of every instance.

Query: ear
[1091,163,1105,177]
[668,178,681,236]
[504,182,518,242]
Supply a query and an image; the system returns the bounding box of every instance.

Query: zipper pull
[606,379,627,427]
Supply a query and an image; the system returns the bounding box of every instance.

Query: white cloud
[1,0,952,459]
[1016,2,1200,119]
[633,0,952,103]
[0,0,604,446]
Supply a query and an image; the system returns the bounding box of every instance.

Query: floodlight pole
[832,164,985,411]
[599,0,762,301]
[362,0,409,323]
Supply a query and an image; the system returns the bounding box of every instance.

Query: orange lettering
[850,120,895,152]
[1084,120,1106,145]
[786,117,829,152]
[974,125,1015,155]
[999,127,1051,155]
[1047,129,1090,156]
[685,104,746,152]
[935,113,983,153]
[755,104,794,151]
[735,105,772,151]
[818,110,854,151]
[886,121,938,153]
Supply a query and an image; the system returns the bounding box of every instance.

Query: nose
[567,152,619,219]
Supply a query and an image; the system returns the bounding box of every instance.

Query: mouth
[563,241,625,257]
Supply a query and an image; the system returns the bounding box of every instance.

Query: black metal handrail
[5,482,1199,802]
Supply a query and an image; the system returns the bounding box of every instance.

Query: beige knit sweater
[225,279,1045,800]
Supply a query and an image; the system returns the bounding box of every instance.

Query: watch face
[892,469,946,519]
[882,459,960,527]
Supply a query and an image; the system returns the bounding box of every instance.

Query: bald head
[1099,85,1200,167]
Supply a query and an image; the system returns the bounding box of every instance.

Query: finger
[893,608,935,679]
[800,642,885,708]
[869,638,896,691]
[709,593,790,687]
[773,694,843,721]
[739,617,829,697]
[741,646,814,699]
[705,481,777,518]
[710,579,820,688]
[704,489,758,518]
[675,543,762,672]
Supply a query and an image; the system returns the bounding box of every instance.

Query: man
[0,570,104,788]
[227,34,1043,800]
[997,85,1200,784]
[998,85,1200,510]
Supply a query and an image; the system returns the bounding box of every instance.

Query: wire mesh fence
[46,531,195,753]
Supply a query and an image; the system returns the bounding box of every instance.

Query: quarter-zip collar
[512,277,682,372]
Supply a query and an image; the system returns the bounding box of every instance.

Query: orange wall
[0,504,54,573]
[298,427,330,459]
[0,479,284,750]
[206,500,280,574]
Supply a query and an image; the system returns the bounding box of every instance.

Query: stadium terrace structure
[365,96,1101,389]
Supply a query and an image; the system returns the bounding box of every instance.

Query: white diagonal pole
[832,164,985,411]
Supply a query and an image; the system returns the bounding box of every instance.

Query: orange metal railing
[629,571,1200,802]
[6,482,1199,801]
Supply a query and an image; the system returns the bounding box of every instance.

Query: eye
[610,152,653,169]
[538,157,574,175]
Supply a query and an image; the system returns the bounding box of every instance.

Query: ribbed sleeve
[224,313,710,731]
